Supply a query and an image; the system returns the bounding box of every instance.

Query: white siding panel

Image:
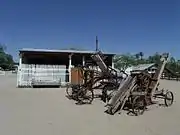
[17,64,67,87]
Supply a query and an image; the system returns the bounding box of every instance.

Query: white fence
[17,64,67,87]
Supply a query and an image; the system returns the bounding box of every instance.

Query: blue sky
[0,0,179,61]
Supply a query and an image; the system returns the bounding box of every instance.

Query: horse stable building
[17,48,115,87]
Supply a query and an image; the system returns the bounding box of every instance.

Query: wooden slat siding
[17,64,66,87]
[71,68,83,85]
[70,66,105,87]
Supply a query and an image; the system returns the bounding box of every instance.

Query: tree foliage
[113,52,180,73]
[0,44,14,70]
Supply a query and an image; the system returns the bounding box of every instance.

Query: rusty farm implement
[65,51,174,116]
[106,53,174,116]
[65,51,127,104]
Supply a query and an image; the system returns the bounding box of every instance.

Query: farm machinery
[66,51,174,116]
[66,51,127,104]
[106,53,174,115]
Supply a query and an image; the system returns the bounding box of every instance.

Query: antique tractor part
[66,83,76,99]
[150,53,169,101]
[66,84,94,104]
[66,84,80,100]
[132,95,146,116]
[100,81,120,103]
[153,89,174,107]
[106,76,137,115]
[66,65,96,104]
[75,85,94,104]
[164,91,174,107]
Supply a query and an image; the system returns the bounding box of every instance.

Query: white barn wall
[17,64,67,87]
[18,49,115,87]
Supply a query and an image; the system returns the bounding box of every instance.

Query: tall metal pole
[96,36,98,52]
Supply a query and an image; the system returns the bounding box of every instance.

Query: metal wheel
[107,106,114,115]
[77,87,94,104]
[164,91,174,107]
[101,86,108,103]
[66,84,80,100]
[101,84,115,103]
[132,96,146,116]
[66,84,72,97]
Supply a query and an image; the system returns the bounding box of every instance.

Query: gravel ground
[0,74,179,135]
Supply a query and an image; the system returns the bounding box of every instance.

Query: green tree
[112,51,180,77]
[0,43,14,70]
[113,54,137,70]
[147,52,161,64]
[135,53,140,60]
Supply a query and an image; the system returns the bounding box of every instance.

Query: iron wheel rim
[165,91,174,107]
[77,88,94,104]
[132,96,146,116]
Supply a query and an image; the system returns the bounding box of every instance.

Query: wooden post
[150,53,169,101]
[68,54,73,83]
[112,62,114,68]
[17,53,23,87]
[96,36,98,51]
[82,55,85,66]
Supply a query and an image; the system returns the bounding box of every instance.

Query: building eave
[19,48,115,56]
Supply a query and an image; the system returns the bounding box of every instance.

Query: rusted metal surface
[66,52,174,116]
[66,51,125,104]
[106,53,174,115]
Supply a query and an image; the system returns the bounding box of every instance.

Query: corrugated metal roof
[19,48,115,55]
[132,63,156,71]
[125,63,157,75]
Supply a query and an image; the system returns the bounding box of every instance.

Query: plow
[66,51,174,116]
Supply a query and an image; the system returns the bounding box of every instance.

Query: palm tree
[139,52,144,60]
[135,53,140,60]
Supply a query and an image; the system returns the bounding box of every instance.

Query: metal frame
[106,53,174,116]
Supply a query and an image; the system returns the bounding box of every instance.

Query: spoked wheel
[132,96,146,116]
[66,84,72,97]
[101,85,110,103]
[164,91,174,107]
[76,87,94,104]
[66,84,80,100]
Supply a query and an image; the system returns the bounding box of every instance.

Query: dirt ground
[0,74,179,135]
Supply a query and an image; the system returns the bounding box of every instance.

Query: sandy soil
[0,74,179,135]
